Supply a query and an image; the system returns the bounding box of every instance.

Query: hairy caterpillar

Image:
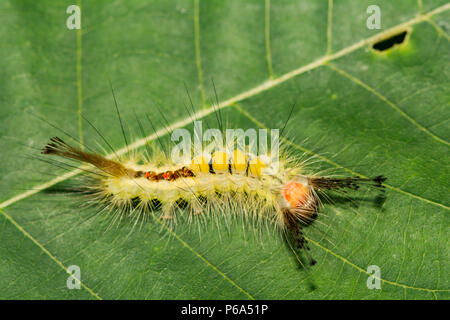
[41,116,387,266]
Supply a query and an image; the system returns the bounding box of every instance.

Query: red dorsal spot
[163,172,169,180]
[145,172,150,179]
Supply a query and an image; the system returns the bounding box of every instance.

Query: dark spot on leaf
[372,31,408,51]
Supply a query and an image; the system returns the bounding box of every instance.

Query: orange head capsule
[283,181,310,208]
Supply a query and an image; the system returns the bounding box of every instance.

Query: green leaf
[0,0,449,299]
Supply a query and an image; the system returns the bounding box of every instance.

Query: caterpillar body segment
[42,137,386,265]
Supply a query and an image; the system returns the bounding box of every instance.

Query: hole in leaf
[372,31,408,51]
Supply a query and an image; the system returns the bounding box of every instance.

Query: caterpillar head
[281,178,318,226]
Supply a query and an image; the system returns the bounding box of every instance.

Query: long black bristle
[310,175,387,191]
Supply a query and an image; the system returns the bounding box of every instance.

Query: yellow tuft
[249,157,267,176]
[212,151,229,172]
[191,155,210,173]
[231,149,247,172]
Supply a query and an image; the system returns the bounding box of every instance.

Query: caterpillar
[41,123,387,266]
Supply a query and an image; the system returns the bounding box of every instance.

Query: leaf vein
[151,213,255,300]
[0,209,102,300]
[327,63,450,147]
